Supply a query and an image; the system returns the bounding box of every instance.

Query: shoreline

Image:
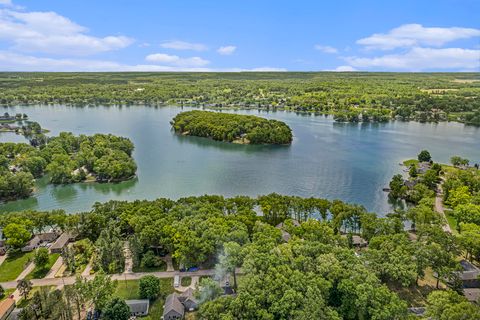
[0,103,477,126]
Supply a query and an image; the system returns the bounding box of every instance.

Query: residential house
[163,289,200,320]
[457,260,480,288]
[0,299,15,320]
[21,232,59,252]
[178,288,198,311]
[125,299,149,317]
[351,235,368,248]
[407,307,426,317]
[7,308,22,320]
[417,162,431,174]
[163,293,185,320]
[464,288,480,304]
[275,219,300,243]
[49,232,76,254]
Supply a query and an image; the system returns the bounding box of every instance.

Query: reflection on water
[0,105,479,214]
[172,132,291,154]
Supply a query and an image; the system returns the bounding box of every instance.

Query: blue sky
[0,0,479,71]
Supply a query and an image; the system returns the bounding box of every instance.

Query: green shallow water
[0,105,479,214]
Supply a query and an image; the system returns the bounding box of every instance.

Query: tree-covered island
[171,110,293,144]
[0,132,137,202]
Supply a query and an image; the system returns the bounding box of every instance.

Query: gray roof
[164,294,184,317]
[49,232,72,251]
[125,299,149,314]
[464,288,480,303]
[408,307,426,316]
[180,287,198,303]
[7,308,22,320]
[351,235,367,246]
[458,260,480,281]
[281,230,291,242]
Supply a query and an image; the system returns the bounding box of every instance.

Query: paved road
[123,242,133,274]
[0,269,218,290]
[45,256,63,279]
[16,262,35,281]
[435,181,452,233]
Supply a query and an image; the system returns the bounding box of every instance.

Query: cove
[0,105,479,214]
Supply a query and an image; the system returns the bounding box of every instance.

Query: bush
[141,250,163,268]
[418,150,432,162]
[139,275,160,300]
[34,247,50,270]
[102,297,130,320]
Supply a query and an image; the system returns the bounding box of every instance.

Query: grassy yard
[403,159,419,167]
[445,210,458,234]
[181,276,192,287]
[0,251,33,282]
[115,278,174,320]
[25,253,60,280]
[115,279,141,300]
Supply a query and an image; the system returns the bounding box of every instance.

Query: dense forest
[2,168,480,320]
[171,110,293,144]
[0,132,136,201]
[0,72,479,124]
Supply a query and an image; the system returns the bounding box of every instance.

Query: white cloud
[357,24,480,50]
[217,45,236,55]
[0,51,286,72]
[145,53,210,67]
[332,65,356,72]
[314,45,338,54]
[345,47,480,71]
[0,8,133,55]
[0,51,211,71]
[0,0,12,5]
[160,40,207,51]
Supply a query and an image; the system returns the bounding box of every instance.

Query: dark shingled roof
[464,288,480,303]
[164,294,184,317]
[181,287,198,302]
[49,232,72,252]
[125,299,149,314]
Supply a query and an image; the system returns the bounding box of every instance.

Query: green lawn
[115,280,141,300]
[445,210,458,234]
[0,251,33,282]
[181,276,192,287]
[114,278,174,320]
[25,254,60,280]
[403,159,419,167]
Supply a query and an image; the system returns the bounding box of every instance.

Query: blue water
[1,105,479,214]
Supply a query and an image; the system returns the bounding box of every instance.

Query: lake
[1,105,479,214]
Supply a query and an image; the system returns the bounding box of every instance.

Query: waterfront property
[21,232,59,252]
[49,232,76,254]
